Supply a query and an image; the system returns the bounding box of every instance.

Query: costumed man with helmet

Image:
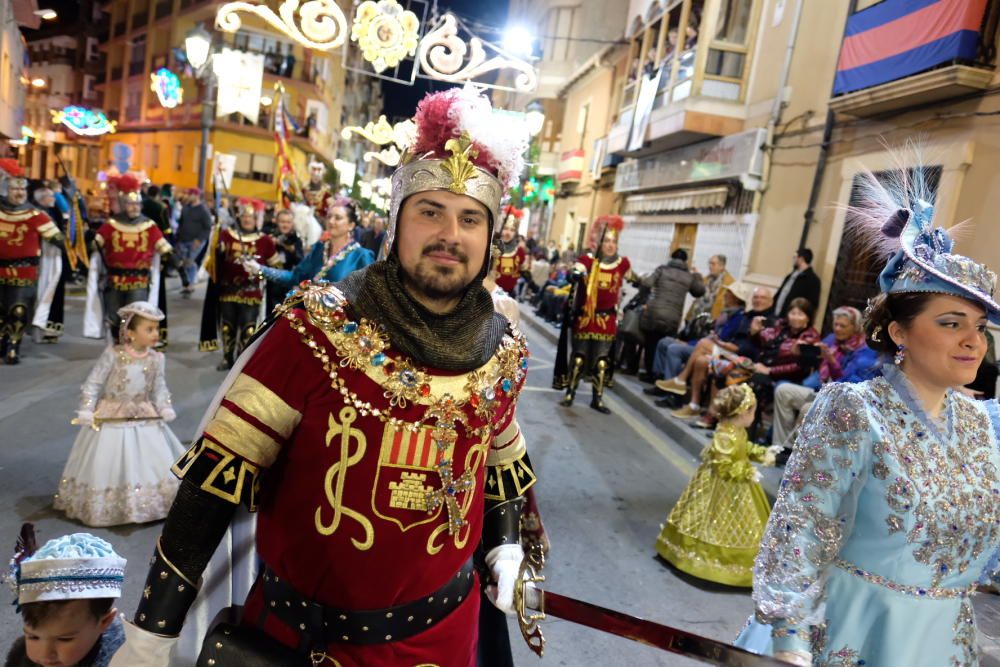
[83,174,172,340]
[494,204,525,297]
[198,197,281,370]
[554,215,634,413]
[304,158,333,219]
[110,87,538,667]
[0,159,63,364]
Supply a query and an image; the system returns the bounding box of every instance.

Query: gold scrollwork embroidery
[315,406,375,550]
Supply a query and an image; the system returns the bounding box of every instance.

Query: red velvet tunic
[216,229,278,304]
[573,254,631,340]
[95,219,171,290]
[494,245,525,295]
[0,207,59,285]
[196,285,531,666]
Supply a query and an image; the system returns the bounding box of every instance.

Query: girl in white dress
[54,301,185,526]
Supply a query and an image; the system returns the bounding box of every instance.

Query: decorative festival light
[51,106,117,136]
[342,115,417,167]
[216,0,348,51]
[150,68,183,109]
[418,13,537,93]
[9,126,36,146]
[351,0,420,73]
[341,114,394,145]
[363,145,401,166]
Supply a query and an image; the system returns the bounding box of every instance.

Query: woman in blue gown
[249,198,374,288]
[735,169,1000,667]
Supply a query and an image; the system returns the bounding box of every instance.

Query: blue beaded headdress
[8,531,126,607]
[851,165,999,323]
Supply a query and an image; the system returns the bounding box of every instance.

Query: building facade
[99,0,348,201]
[1,0,29,145]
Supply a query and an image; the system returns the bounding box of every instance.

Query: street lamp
[525,100,545,137]
[502,25,535,58]
[30,78,47,88]
[183,23,217,194]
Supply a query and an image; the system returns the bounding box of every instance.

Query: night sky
[380,0,511,120]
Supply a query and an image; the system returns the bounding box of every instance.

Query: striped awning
[623,186,729,214]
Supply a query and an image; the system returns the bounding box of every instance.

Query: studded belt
[107,267,150,277]
[0,257,39,268]
[835,559,976,599]
[260,558,475,645]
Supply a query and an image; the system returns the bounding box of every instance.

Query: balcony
[608,0,754,156]
[113,20,125,37]
[829,1,998,117]
[154,1,171,20]
[132,12,148,29]
[830,65,992,117]
[128,60,145,77]
[110,66,123,81]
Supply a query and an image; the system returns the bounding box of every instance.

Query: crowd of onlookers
[518,239,998,465]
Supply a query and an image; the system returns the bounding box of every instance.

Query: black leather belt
[0,257,39,268]
[260,558,475,646]
[107,267,150,277]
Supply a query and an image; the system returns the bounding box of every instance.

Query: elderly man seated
[646,285,774,403]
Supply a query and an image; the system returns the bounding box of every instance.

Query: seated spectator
[653,286,774,401]
[535,264,570,323]
[525,248,551,304]
[771,305,878,463]
[669,297,818,428]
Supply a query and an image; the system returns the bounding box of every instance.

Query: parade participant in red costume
[111,87,536,667]
[304,159,333,219]
[199,198,280,370]
[83,175,172,339]
[0,159,62,364]
[494,205,525,297]
[556,215,633,413]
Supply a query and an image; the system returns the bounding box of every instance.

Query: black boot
[560,354,585,407]
[590,357,612,414]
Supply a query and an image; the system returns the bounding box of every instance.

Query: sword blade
[540,590,793,667]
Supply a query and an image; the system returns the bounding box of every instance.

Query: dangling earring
[894,344,906,366]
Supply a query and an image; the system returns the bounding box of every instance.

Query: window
[701,0,755,101]
[129,34,146,76]
[125,86,142,121]
[83,74,97,101]
[232,151,275,183]
[713,0,753,44]
[174,145,183,171]
[541,6,576,62]
[86,37,100,62]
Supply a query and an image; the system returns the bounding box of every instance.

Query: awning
[623,186,729,214]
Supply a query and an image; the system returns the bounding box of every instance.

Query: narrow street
[1,279,756,665]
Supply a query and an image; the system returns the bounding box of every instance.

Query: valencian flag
[834,0,989,95]
[272,82,303,207]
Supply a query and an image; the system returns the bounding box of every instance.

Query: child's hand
[751,466,762,483]
[160,407,176,423]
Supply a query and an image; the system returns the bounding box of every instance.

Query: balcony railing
[132,12,148,29]
[113,20,125,37]
[110,66,123,80]
[128,60,145,77]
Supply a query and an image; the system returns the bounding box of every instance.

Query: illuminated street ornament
[150,68,183,109]
[351,0,420,73]
[216,0,348,50]
[341,115,416,167]
[418,13,537,93]
[51,106,117,136]
[9,126,36,146]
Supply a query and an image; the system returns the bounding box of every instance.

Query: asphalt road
[0,277,755,665]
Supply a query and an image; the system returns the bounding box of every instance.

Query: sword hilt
[514,545,547,657]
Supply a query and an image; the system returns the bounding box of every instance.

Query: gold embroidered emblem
[0,221,26,246]
[315,406,375,550]
[441,134,479,195]
[111,229,149,254]
[389,472,433,511]
[372,423,451,532]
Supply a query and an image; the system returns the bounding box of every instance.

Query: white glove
[774,650,812,666]
[242,258,262,275]
[74,410,95,428]
[108,617,178,667]
[159,407,176,423]
[763,444,784,467]
[485,544,524,615]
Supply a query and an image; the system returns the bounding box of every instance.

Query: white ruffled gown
[54,345,185,527]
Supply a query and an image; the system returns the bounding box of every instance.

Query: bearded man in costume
[304,158,333,219]
[0,159,62,364]
[83,174,172,338]
[555,215,633,414]
[111,87,536,667]
[199,198,281,370]
[494,205,525,297]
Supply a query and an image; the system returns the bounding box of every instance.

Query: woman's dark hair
[785,297,815,328]
[863,292,937,355]
[332,200,360,226]
[671,248,688,262]
[21,598,114,627]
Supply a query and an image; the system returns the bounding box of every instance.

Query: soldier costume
[0,159,62,364]
[111,87,535,667]
[199,198,280,370]
[304,159,333,219]
[494,206,525,297]
[83,174,172,339]
[556,215,633,413]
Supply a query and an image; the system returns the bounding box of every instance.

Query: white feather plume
[290,202,323,248]
[448,86,529,191]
